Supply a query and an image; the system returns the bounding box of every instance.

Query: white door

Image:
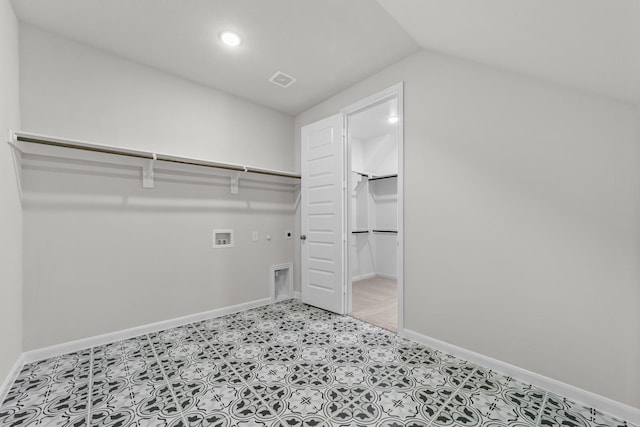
[300,114,345,314]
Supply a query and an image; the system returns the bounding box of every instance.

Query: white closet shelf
[368,174,397,181]
[10,131,301,180]
[351,170,397,181]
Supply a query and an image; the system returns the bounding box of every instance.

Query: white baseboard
[352,273,376,282]
[22,297,272,364]
[403,328,640,425]
[293,291,301,300]
[0,353,24,406]
[352,273,397,282]
[11,299,637,424]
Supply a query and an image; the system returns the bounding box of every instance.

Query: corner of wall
[0,0,23,388]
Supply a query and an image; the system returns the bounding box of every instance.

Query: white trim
[351,273,398,281]
[0,354,24,405]
[340,83,403,117]
[404,328,640,425]
[351,272,377,282]
[396,82,404,335]
[375,273,397,280]
[22,298,271,364]
[293,291,301,300]
[270,262,294,302]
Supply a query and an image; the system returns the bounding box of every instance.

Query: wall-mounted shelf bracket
[230,167,247,194]
[142,153,156,189]
[7,129,23,200]
[230,176,238,194]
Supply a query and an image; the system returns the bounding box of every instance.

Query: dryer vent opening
[271,263,293,301]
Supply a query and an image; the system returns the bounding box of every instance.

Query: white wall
[371,177,398,278]
[0,0,22,384]
[351,137,365,173]
[22,156,296,350]
[365,134,397,176]
[373,234,397,279]
[350,128,398,281]
[370,178,397,230]
[350,234,376,281]
[350,172,375,281]
[19,24,296,350]
[19,24,294,171]
[295,51,640,408]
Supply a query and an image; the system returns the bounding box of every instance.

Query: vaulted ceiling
[10,0,419,115]
[379,0,640,106]
[10,0,640,115]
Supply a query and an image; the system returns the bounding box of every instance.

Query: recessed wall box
[271,263,293,302]
[213,229,234,248]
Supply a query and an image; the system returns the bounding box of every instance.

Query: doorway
[300,83,403,333]
[344,85,403,333]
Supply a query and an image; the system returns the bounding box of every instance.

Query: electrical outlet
[284,230,293,239]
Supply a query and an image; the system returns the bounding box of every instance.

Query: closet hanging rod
[369,174,398,181]
[13,132,301,180]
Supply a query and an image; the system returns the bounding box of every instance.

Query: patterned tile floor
[0,300,636,427]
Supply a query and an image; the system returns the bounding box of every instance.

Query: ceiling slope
[11,0,420,115]
[378,0,640,104]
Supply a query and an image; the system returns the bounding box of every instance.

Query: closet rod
[369,174,398,181]
[15,134,301,180]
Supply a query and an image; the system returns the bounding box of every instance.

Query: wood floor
[351,276,397,332]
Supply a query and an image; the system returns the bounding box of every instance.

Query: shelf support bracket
[230,167,247,195]
[142,153,156,189]
[7,129,23,201]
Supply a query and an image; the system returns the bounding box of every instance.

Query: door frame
[341,82,405,335]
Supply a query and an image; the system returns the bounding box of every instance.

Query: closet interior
[348,98,399,332]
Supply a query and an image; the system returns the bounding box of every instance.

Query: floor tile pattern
[0,300,636,427]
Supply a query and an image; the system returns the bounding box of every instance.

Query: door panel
[301,114,344,314]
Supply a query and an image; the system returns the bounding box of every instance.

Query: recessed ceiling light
[387,116,399,124]
[220,31,241,47]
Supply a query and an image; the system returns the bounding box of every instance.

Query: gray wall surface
[13,15,640,410]
[22,159,296,349]
[0,0,22,385]
[19,24,297,350]
[19,24,294,171]
[295,51,640,408]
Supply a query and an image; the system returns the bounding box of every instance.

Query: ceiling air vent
[269,71,296,88]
